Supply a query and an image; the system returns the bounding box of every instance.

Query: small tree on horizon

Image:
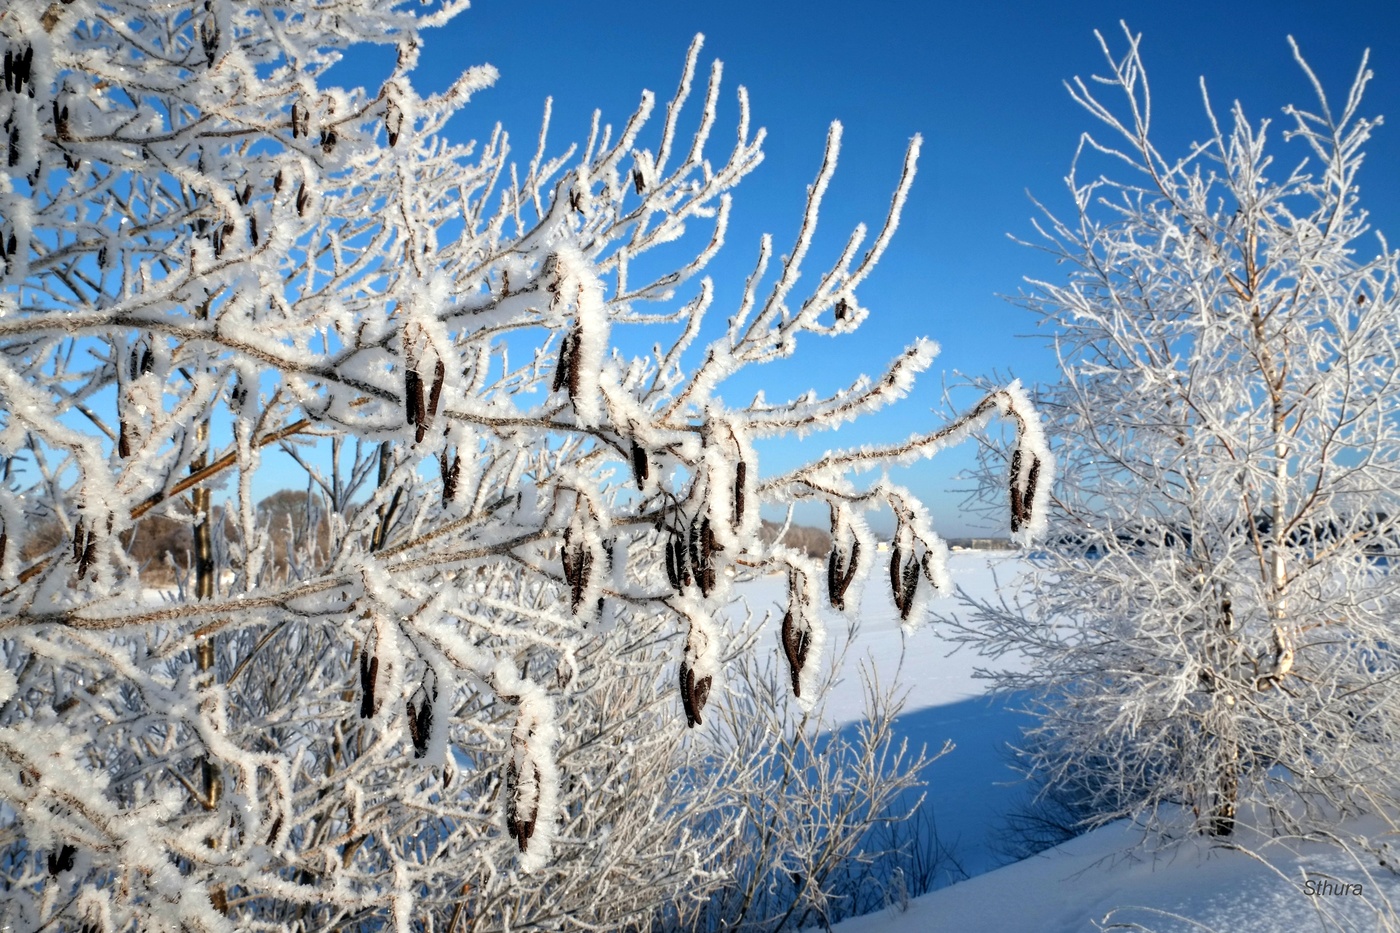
[957,25,1400,859]
[0,2,1045,929]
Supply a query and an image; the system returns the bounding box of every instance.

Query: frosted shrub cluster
[957,26,1400,877]
[0,2,1044,929]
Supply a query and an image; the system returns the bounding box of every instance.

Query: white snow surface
[836,816,1400,933]
[745,550,1400,933]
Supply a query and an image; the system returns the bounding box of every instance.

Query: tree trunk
[1209,755,1237,837]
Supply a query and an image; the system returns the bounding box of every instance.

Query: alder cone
[781,610,811,697]
[1009,449,1040,534]
[889,545,919,620]
[630,440,649,489]
[733,461,747,531]
[47,844,75,876]
[406,696,433,758]
[358,651,378,719]
[827,540,859,610]
[679,662,712,727]
[506,758,539,851]
[552,327,577,393]
[440,449,461,504]
[404,368,424,427]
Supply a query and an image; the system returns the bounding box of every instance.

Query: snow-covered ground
[741,550,1400,933]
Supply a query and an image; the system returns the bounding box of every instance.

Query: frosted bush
[955,26,1400,881]
[0,2,1043,929]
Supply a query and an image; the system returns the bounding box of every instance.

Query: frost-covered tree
[0,2,1045,929]
[958,26,1400,851]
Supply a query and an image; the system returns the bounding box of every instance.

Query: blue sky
[325,0,1400,536]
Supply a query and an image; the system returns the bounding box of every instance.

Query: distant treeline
[22,489,332,586]
[20,494,844,586]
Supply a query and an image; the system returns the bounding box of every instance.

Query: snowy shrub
[956,25,1400,857]
[0,2,1044,929]
[681,641,944,933]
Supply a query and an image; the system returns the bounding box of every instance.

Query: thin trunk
[1210,754,1238,837]
[196,581,226,912]
[192,445,214,600]
[190,297,224,913]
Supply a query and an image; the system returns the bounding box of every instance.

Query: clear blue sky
[325,0,1400,536]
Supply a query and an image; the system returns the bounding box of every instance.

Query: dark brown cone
[688,520,704,594]
[1009,448,1025,533]
[734,461,747,531]
[1022,455,1040,523]
[441,450,460,505]
[827,548,842,609]
[52,100,69,140]
[506,757,538,849]
[699,519,718,596]
[404,367,424,429]
[827,540,860,610]
[407,699,421,752]
[898,560,920,620]
[553,329,576,394]
[426,359,445,421]
[358,651,378,719]
[47,844,75,876]
[570,551,590,613]
[630,440,649,489]
[414,697,433,758]
[889,544,904,606]
[566,325,583,404]
[781,609,811,698]
[680,662,711,727]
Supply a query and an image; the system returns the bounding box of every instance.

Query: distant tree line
[20,490,332,586]
[21,497,833,588]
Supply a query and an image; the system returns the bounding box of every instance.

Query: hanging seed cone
[552,328,576,394]
[358,650,378,719]
[566,323,583,404]
[386,101,402,147]
[441,449,461,504]
[630,440,649,489]
[733,461,747,532]
[415,697,433,757]
[827,540,860,611]
[679,661,712,727]
[407,699,422,753]
[898,559,920,620]
[505,757,538,850]
[889,543,904,607]
[426,359,446,419]
[781,609,811,697]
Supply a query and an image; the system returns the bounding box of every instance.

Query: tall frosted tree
[0,1,1045,930]
[960,26,1400,855]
